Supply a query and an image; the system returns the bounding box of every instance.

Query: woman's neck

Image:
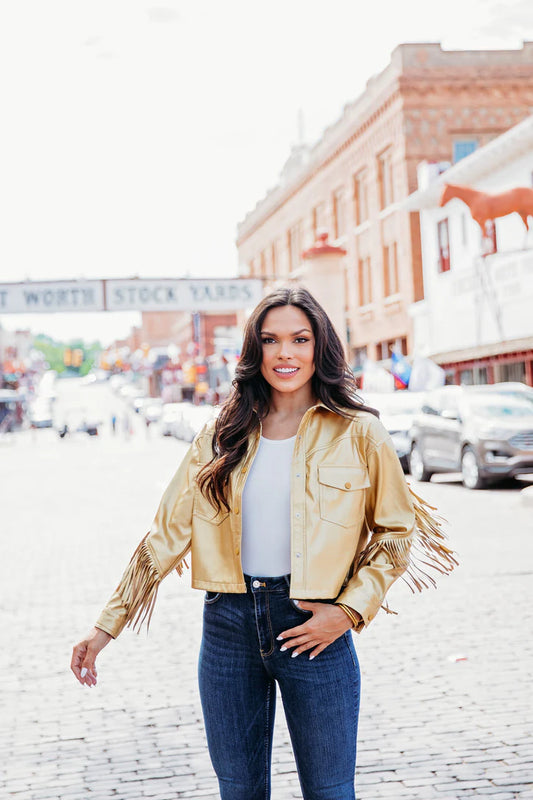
[267,386,316,417]
[260,386,316,439]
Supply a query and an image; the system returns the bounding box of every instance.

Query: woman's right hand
[71,627,112,687]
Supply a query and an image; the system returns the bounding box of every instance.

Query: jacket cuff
[335,587,382,630]
[95,591,129,639]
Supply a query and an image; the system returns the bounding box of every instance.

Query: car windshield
[363,393,422,415]
[467,396,533,419]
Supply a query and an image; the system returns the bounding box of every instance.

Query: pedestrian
[122,414,131,437]
[71,287,456,800]
[111,413,117,434]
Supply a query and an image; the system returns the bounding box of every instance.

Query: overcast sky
[1,0,532,345]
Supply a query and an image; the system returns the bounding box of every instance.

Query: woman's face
[259,305,315,395]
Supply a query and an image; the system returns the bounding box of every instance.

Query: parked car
[180,404,217,442]
[362,391,425,471]
[169,401,195,440]
[160,403,186,437]
[409,386,533,488]
[468,381,533,406]
[169,402,217,442]
[143,398,163,425]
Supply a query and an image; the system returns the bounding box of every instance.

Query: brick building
[139,310,239,359]
[236,42,533,367]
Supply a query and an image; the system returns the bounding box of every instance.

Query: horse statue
[440,183,533,235]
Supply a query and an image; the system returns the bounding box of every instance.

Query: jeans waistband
[244,574,290,592]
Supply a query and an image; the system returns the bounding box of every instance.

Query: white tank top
[241,435,295,577]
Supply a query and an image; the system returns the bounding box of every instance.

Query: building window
[383,241,399,296]
[437,219,451,273]
[288,221,302,272]
[500,361,526,383]
[270,241,278,276]
[358,256,372,306]
[353,170,368,225]
[377,148,394,209]
[377,337,407,361]
[453,139,477,163]
[332,188,346,238]
[379,340,392,360]
[459,366,488,386]
[312,203,327,237]
[352,346,367,368]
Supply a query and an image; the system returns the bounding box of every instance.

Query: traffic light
[72,349,84,368]
[63,348,72,367]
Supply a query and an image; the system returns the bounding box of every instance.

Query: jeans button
[252,579,261,588]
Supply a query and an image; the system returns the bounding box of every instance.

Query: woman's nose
[278,342,293,358]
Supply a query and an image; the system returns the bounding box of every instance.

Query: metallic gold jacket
[95,404,456,639]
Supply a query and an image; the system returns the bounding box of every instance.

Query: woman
[71,287,456,800]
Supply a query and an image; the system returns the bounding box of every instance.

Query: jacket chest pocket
[193,487,230,525]
[317,465,370,528]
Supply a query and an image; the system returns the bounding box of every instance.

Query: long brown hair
[197,286,378,510]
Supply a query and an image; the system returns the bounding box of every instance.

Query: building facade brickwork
[236,42,533,365]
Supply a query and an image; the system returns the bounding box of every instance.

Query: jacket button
[295,552,302,558]
[345,482,351,489]
[235,508,240,515]
[242,468,247,474]
[235,547,240,556]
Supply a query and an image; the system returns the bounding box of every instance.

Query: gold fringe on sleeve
[116,535,191,633]
[405,486,458,592]
[357,486,458,597]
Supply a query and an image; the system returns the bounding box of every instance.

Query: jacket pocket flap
[318,465,370,491]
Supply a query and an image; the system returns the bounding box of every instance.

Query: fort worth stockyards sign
[0,278,263,314]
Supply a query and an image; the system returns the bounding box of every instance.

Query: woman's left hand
[277,602,355,660]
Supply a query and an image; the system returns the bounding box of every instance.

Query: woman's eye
[261,337,275,344]
[295,337,309,344]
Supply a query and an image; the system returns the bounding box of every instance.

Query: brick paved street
[1,383,533,799]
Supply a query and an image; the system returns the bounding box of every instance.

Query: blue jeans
[198,575,361,800]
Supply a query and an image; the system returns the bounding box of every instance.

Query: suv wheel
[410,443,433,482]
[461,446,487,490]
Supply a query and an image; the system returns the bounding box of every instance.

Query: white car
[182,404,218,442]
[361,391,425,471]
[160,403,185,436]
[143,399,163,424]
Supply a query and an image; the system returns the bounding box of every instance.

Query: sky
[1,0,533,345]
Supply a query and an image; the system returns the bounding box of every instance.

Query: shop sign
[105,278,262,312]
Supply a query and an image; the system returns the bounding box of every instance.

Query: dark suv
[409,386,533,489]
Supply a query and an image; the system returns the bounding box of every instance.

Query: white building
[406,114,533,386]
